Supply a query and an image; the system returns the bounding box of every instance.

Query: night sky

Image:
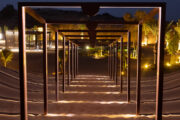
[0,0,180,21]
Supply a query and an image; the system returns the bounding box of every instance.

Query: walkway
[0,68,180,120]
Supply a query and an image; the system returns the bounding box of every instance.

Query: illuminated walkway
[0,68,180,120]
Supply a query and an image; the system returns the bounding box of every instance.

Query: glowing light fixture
[45,113,138,119]
[86,45,90,50]
[57,100,128,104]
[166,62,171,67]
[121,71,125,75]
[142,38,148,46]
[37,27,43,32]
[0,33,3,39]
[144,63,150,69]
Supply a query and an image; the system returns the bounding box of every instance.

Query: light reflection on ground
[71,80,113,83]
[69,85,120,87]
[56,100,129,104]
[46,113,137,118]
[1,113,180,119]
[60,91,122,94]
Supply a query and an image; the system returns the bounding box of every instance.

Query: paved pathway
[0,68,180,120]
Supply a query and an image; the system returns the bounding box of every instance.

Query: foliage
[0,49,13,67]
[123,13,135,22]
[59,50,68,73]
[166,30,179,55]
[134,10,147,21]
[174,19,180,37]
[165,20,179,56]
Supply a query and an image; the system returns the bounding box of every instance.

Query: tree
[123,13,135,22]
[59,50,68,74]
[143,23,153,45]
[0,5,17,19]
[134,10,147,22]
[0,49,13,67]
[165,21,178,64]
[166,31,179,54]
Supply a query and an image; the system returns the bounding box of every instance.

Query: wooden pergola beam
[47,20,139,25]
[65,35,121,37]
[25,7,58,32]
[148,8,159,18]
[59,30,128,32]
[19,2,165,7]
[70,39,116,41]
[74,42,114,46]
[25,7,46,24]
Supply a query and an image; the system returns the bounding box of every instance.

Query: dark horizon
[0,0,180,21]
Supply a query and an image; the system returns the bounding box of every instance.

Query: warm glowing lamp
[121,71,125,75]
[166,62,171,67]
[37,27,43,32]
[0,33,3,39]
[86,45,90,50]
[144,64,149,69]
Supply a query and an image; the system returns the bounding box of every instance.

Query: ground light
[86,45,90,50]
[176,61,180,64]
[166,62,171,67]
[121,71,125,75]
[56,100,128,104]
[46,113,137,118]
[144,63,150,69]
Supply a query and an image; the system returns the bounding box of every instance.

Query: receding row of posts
[107,26,142,116]
[43,31,79,114]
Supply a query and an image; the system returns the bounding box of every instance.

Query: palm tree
[143,23,153,45]
[1,49,13,67]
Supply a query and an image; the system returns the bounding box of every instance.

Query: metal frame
[136,24,142,115]
[62,36,66,92]
[43,23,48,115]
[68,40,71,85]
[18,2,166,120]
[120,37,124,93]
[127,32,131,102]
[71,42,74,81]
[55,31,59,101]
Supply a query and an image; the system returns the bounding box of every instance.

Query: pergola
[18,2,166,120]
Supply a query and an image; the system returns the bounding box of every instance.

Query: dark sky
[0,0,180,21]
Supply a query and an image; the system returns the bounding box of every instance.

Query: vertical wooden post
[116,42,119,85]
[127,32,131,102]
[155,4,166,120]
[19,5,28,120]
[71,42,74,81]
[108,46,110,76]
[68,41,71,85]
[74,45,77,77]
[62,36,65,92]
[114,43,117,82]
[112,45,114,80]
[120,37,123,93]
[55,31,59,101]
[43,23,48,115]
[109,45,112,77]
[136,24,142,115]
[74,44,76,78]
[76,45,79,75]
[111,45,114,80]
